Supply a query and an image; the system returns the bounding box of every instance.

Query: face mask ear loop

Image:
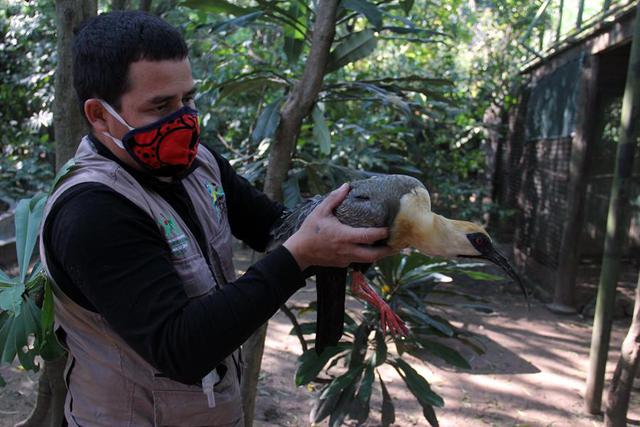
[98,99,134,150]
[98,100,134,130]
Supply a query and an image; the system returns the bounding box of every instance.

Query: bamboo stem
[585,1,640,414]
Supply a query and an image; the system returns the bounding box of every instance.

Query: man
[39,10,392,427]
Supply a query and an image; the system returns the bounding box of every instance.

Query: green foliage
[0,160,75,385]
[0,0,56,202]
[0,196,65,385]
[290,251,498,425]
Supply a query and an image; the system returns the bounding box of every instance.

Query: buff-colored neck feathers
[388,187,486,258]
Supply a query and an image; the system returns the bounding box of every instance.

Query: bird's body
[270,174,526,353]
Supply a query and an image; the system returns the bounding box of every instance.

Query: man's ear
[84,99,109,133]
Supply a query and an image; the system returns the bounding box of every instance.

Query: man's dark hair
[73,11,188,111]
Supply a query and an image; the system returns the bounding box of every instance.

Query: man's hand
[283,183,394,271]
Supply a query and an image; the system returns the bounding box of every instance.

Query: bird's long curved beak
[481,247,529,305]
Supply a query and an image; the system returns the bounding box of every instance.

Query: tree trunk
[604,273,640,427]
[240,1,339,425]
[53,0,94,169]
[585,1,640,414]
[16,2,96,427]
[15,356,68,427]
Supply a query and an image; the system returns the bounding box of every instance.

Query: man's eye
[153,104,169,112]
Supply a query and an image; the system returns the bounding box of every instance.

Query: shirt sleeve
[211,150,285,252]
[43,184,306,385]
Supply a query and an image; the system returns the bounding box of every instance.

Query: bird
[270,174,527,354]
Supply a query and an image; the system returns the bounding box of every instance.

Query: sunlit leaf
[454,269,505,281]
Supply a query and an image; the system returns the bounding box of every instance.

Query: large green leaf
[310,389,341,423]
[423,404,440,427]
[252,96,285,144]
[295,343,349,386]
[288,321,316,336]
[0,312,18,364]
[38,282,65,361]
[182,0,255,16]
[414,336,471,370]
[0,282,25,316]
[15,193,47,283]
[401,303,454,336]
[379,374,395,426]
[326,30,377,74]
[312,104,331,155]
[342,0,383,29]
[50,158,77,192]
[15,297,40,371]
[372,329,387,366]
[454,269,505,281]
[350,362,374,422]
[320,365,364,400]
[392,358,444,408]
[0,269,16,287]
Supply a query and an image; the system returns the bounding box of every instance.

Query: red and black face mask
[100,100,200,177]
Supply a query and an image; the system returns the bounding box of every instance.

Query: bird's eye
[354,194,370,201]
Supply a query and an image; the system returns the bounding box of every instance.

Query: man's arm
[44,184,305,384]
[211,150,283,252]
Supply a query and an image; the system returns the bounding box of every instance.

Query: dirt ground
[1,246,639,427]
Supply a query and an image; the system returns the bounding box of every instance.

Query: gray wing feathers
[268,174,425,248]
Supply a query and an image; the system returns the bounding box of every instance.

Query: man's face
[107,58,196,138]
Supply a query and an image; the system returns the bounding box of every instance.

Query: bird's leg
[350,271,409,336]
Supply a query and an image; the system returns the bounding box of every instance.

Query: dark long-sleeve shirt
[42,135,306,384]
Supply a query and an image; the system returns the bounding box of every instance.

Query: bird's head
[445,220,528,301]
[404,215,528,302]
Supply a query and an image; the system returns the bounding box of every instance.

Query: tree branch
[263,0,339,200]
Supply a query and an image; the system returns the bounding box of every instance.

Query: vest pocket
[151,372,242,426]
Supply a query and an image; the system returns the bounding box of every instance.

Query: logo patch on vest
[205,182,226,223]
[158,214,189,256]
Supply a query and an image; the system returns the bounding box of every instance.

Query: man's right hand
[283,183,394,271]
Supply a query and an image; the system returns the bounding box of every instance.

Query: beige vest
[39,137,243,426]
